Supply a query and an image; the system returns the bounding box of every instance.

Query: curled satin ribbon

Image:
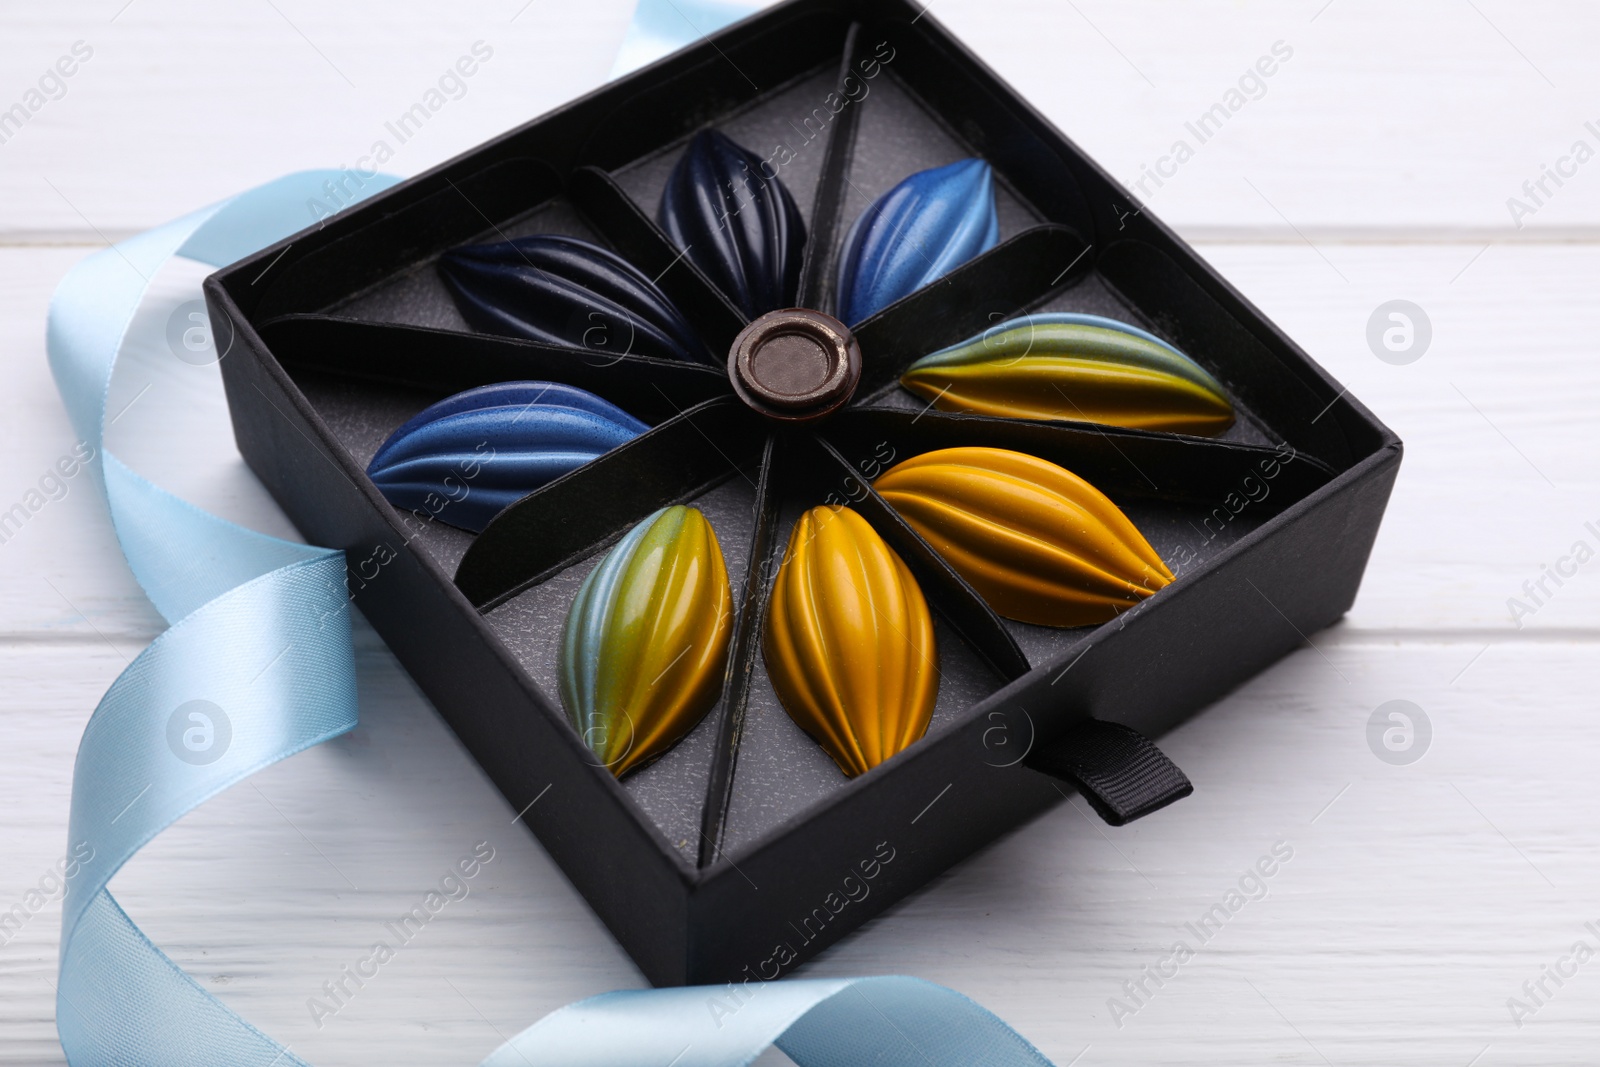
[49,172,390,1067]
[45,184,1059,1067]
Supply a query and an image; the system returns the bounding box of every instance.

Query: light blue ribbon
[45,9,1057,1065]
[49,171,394,1067]
[481,977,1054,1066]
[611,0,764,76]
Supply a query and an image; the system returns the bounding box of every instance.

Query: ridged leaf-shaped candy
[439,234,713,363]
[900,313,1234,435]
[367,381,647,533]
[835,158,999,324]
[874,447,1173,627]
[560,506,733,777]
[763,506,937,777]
[659,129,806,318]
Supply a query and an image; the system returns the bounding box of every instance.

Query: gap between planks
[8,227,1600,248]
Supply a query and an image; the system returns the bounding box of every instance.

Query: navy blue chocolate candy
[439,234,713,363]
[659,129,806,318]
[367,381,649,532]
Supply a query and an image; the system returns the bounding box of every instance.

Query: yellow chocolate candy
[874,447,1173,627]
[763,506,937,777]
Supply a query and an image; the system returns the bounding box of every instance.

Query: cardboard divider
[697,435,782,865]
[803,435,1031,681]
[259,314,727,425]
[796,21,867,311]
[850,224,1092,392]
[455,397,765,609]
[825,407,1334,507]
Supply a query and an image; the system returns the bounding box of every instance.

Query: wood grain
[3,1,1599,238]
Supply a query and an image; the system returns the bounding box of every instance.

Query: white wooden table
[3,2,1598,1064]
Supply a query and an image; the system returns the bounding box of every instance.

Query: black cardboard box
[206,0,1401,986]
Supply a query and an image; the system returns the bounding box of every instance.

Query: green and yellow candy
[899,313,1234,435]
[559,505,732,776]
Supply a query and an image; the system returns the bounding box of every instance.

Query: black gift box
[207,0,1400,986]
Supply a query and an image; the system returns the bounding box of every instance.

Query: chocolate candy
[764,506,937,776]
[439,234,712,363]
[559,506,733,777]
[659,129,806,318]
[900,313,1234,435]
[836,158,998,324]
[367,381,647,532]
[874,446,1173,627]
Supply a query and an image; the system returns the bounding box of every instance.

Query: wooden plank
[0,0,637,240]
[816,637,1600,1065]
[934,0,1600,238]
[0,639,1593,1064]
[1196,241,1600,633]
[1,1,1599,238]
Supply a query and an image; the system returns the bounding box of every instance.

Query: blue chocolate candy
[835,158,999,325]
[367,381,649,532]
[439,234,713,363]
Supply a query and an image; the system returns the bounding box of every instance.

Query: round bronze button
[728,308,862,423]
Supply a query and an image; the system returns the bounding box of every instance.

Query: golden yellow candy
[874,447,1173,627]
[559,505,732,777]
[899,315,1234,435]
[763,506,937,777]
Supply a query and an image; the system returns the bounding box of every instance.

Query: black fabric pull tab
[1025,719,1193,826]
